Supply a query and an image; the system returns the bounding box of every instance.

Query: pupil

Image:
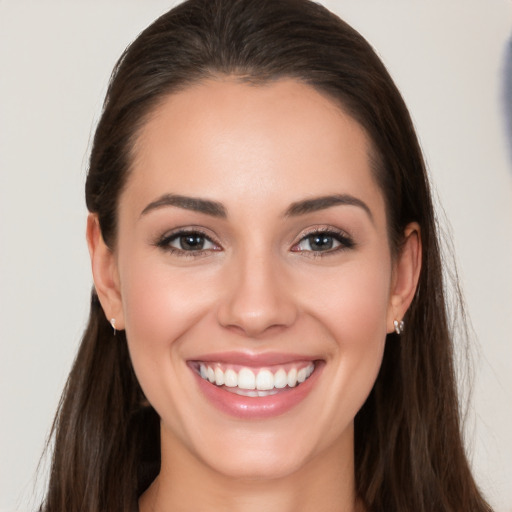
[180,234,204,250]
[310,234,333,251]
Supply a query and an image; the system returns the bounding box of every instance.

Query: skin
[87,79,421,512]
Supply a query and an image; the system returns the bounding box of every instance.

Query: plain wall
[0,1,511,511]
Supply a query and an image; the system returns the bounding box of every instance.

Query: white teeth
[224,368,238,387]
[198,362,315,392]
[274,368,287,389]
[287,368,298,388]
[258,390,278,397]
[214,367,224,386]
[229,388,279,397]
[297,367,307,383]
[256,369,274,390]
[238,368,256,390]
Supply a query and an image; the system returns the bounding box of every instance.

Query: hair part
[43,1,492,511]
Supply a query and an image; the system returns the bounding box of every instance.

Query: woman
[41,0,493,511]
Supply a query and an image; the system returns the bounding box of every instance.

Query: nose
[216,250,298,338]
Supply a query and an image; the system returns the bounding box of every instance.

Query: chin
[202,445,312,482]
[185,417,349,483]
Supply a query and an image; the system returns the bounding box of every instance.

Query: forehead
[125,78,385,222]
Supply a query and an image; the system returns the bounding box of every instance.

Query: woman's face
[95,79,413,480]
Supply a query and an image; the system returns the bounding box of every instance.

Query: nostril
[216,257,299,336]
[216,290,298,337]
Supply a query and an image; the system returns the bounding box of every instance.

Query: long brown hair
[42,1,492,510]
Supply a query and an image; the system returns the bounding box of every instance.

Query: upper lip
[188,351,319,367]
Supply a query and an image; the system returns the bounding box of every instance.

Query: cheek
[303,257,391,409]
[307,257,392,341]
[119,246,214,334]
[117,253,217,389]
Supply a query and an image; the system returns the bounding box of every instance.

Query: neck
[139,425,362,512]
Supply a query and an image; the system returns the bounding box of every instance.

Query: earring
[110,318,117,336]
[394,319,404,335]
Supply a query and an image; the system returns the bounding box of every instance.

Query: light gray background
[1,1,511,511]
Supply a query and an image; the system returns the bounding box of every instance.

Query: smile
[190,357,322,418]
[196,362,316,396]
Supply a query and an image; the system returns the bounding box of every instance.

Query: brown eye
[305,234,336,251]
[292,229,354,254]
[296,234,339,252]
[175,233,208,251]
[157,230,219,254]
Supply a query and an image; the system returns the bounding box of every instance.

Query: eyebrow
[140,194,227,218]
[140,192,372,222]
[285,194,373,222]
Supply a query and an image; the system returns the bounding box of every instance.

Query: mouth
[192,361,316,397]
[188,356,322,419]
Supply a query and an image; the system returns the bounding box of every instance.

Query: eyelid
[290,225,355,254]
[154,226,222,256]
[153,224,354,257]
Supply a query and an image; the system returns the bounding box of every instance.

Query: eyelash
[155,226,355,258]
[155,228,221,258]
[290,227,355,257]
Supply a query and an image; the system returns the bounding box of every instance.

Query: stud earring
[394,319,404,335]
[110,318,117,336]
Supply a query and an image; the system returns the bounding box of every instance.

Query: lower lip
[192,363,322,419]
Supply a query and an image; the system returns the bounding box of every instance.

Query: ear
[387,222,422,333]
[86,213,125,330]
